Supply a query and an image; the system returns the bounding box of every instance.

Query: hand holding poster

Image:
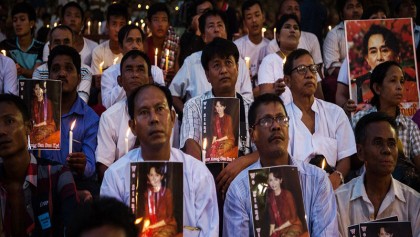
[345,18,419,116]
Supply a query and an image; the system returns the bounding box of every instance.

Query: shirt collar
[64,96,86,117]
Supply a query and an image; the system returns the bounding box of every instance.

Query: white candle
[128,20,132,25]
[138,3,141,9]
[328,25,332,31]
[202,138,207,163]
[244,57,250,70]
[46,24,50,28]
[54,22,57,27]
[1,50,6,56]
[262,27,266,38]
[321,159,326,170]
[87,21,91,35]
[135,22,139,27]
[165,49,169,71]
[273,27,276,40]
[98,22,102,34]
[113,57,119,65]
[125,128,130,154]
[155,48,158,66]
[69,120,76,154]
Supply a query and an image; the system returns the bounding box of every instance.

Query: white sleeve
[78,65,92,103]
[151,65,165,85]
[32,65,42,80]
[100,164,126,204]
[90,45,102,75]
[42,42,49,62]
[169,58,190,98]
[335,108,357,159]
[257,55,277,85]
[101,68,125,109]
[95,113,117,167]
[237,57,254,102]
[2,56,18,95]
[323,29,341,71]
[337,58,349,85]
[307,32,323,65]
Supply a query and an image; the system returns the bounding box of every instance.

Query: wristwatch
[334,170,344,184]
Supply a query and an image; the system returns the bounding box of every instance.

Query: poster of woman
[19,79,61,149]
[248,166,309,237]
[359,221,412,237]
[345,18,419,116]
[202,97,240,163]
[130,161,183,237]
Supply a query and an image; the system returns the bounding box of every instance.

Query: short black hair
[201,37,239,71]
[120,50,151,77]
[369,61,402,108]
[241,0,264,17]
[147,3,170,21]
[48,45,81,75]
[12,2,36,21]
[118,25,145,48]
[354,112,398,144]
[362,5,387,19]
[283,48,313,76]
[195,0,214,14]
[128,84,173,120]
[198,9,227,38]
[66,197,138,237]
[362,24,400,57]
[61,2,84,20]
[49,25,74,41]
[248,93,287,127]
[106,3,128,23]
[336,0,363,15]
[0,94,30,123]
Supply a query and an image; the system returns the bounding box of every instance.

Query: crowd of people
[0,0,419,236]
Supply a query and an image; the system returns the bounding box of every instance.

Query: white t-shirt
[0,55,18,95]
[43,37,98,66]
[91,40,122,75]
[234,35,269,77]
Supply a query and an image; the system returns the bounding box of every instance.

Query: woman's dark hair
[118,25,145,48]
[268,170,284,189]
[275,14,300,48]
[362,5,387,19]
[362,24,400,57]
[369,61,402,108]
[215,100,227,107]
[147,164,167,187]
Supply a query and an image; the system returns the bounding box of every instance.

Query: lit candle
[113,57,119,65]
[54,22,57,27]
[125,128,130,154]
[283,56,286,66]
[46,24,50,28]
[140,19,144,24]
[1,50,6,56]
[262,27,266,38]
[69,120,76,154]
[202,138,207,163]
[87,21,91,35]
[273,27,276,40]
[128,20,132,25]
[165,49,169,71]
[328,25,332,31]
[98,21,102,34]
[145,5,149,10]
[99,61,104,74]
[155,48,158,66]
[244,57,250,70]
[321,159,326,170]
[138,3,141,9]
[141,23,145,31]
[135,22,139,27]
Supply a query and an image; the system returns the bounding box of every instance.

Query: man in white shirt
[101,24,164,109]
[42,2,98,66]
[234,0,269,80]
[33,25,92,103]
[335,112,420,237]
[284,49,356,190]
[169,10,253,115]
[0,55,18,95]
[91,3,127,74]
[100,84,219,236]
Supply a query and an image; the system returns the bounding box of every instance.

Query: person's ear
[128,119,136,135]
[284,75,291,87]
[117,75,123,87]
[169,108,176,125]
[356,144,365,162]
[205,69,210,83]
[372,82,381,96]
[249,127,256,143]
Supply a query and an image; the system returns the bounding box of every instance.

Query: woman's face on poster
[215,101,226,115]
[34,84,44,99]
[378,227,393,237]
[365,34,397,70]
[147,167,163,188]
[268,173,282,191]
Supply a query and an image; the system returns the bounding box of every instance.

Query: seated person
[335,112,420,237]
[0,94,78,236]
[0,54,18,95]
[223,93,338,236]
[31,82,56,143]
[42,45,99,199]
[284,49,356,190]
[100,84,219,236]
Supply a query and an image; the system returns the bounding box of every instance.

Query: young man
[101,25,164,109]
[335,112,420,237]
[100,84,219,236]
[393,0,419,49]
[169,10,253,115]
[42,45,99,198]
[283,49,356,190]
[0,2,44,79]
[234,0,269,79]
[144,3,179,83]
[0,94,78,236]
[96,50,155,181]
[91,3,127,74]
[223,93,338,236]
[42,2,98,66]
[33,25,93,103]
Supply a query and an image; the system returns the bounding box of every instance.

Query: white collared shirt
[234,35,269,77]
[323,22,346,73]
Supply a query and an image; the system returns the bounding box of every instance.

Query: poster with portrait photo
[248,166,309,237]
[19,79,61,150]
[202,97,240,163]
[359,221,412,237]
[347,216,398,237]
[345,18,419,116]
[129,161,183,237]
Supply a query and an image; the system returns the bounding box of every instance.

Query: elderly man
[223,93,338,237]
[335,112,420,237]
[284,48,356,190]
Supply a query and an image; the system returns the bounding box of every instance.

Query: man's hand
[274,78,286,96]
[342,99,357,115]
[67,152,87,176]
[328,172,342,190]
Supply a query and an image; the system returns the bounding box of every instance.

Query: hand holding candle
[69,120,76,154]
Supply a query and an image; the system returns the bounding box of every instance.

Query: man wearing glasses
[284,49,356,190]
[223,93,339,237]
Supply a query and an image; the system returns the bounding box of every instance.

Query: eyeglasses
[252,115,289,128]
[290,64,319,75]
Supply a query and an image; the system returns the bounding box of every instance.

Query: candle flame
[128,20,132,25]
[137,3,141,9]
[135,217,143,225]
[98,22,101,27]
[321,159,326,170]
[1,50,6,56]
[46,24,50,28]
[135,22,139,27]
[99,61,104,68]
[88,21,91,26]
[140,19,144,24]
[262,27,267,33]
[113,57,119,65]
[145,5,149,10]
[155,48,158,55]
[328,25,332,31]
[70,120,76,130]
[283,56,286,65]
[166,49,169,57]
[54,22,57,27]
[203,138,207,149]
[126,128,131,138]
[274,27,276,34]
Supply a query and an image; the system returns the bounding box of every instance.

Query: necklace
[278,49,287,60]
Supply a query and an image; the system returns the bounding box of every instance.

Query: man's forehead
[257,102,285,117]
[281,0,299,9]
[135,87,166,105]
[126,29,142,39]
[51,55,73,65]
[123,56,147,67]
[51,30,72,39]
[209,55,234,62]
[206,15,223,24]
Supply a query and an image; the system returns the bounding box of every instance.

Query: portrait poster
[345,18,419,116]
[19,79,61,149]
[130,161,183,237]
[248,166,309,237]
[202,97,240,163]
[347,216,398,237]
[359,221,412,237]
